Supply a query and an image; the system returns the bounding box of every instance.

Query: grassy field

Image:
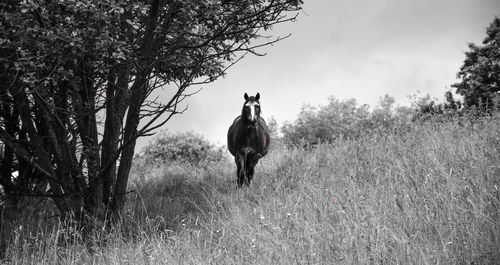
[1,115,500,264]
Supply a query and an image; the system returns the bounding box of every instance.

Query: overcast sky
[137,0,500,150]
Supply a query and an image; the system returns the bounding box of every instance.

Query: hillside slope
[2,115,500,264]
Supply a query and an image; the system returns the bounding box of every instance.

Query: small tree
[452,17,500,110]
[0,0,302,222]
[369,94,396,131]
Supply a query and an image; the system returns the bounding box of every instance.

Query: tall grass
[1,115,499,264]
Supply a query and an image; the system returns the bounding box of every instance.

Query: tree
[0,0,302,222]
[369,94,396,132]
[452,17,500,110]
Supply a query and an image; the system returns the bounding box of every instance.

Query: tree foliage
[0,0,301,221]
[409,91,462,120]
[452,17,500,110]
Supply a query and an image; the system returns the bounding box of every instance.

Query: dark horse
[227,93,270,186]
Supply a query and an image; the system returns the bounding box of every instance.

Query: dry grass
[1,115,500,264]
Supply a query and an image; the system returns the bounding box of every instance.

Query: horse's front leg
[235,156,245,187]
[245,164,254,185]
[245,155,259,185]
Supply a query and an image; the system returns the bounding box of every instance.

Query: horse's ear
[255,93,260,100]
[244,93,249,100]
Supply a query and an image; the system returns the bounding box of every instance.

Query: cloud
[137,0,500,148]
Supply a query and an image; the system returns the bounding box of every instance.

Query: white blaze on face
[245,101,259,122]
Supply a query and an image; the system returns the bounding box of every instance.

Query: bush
[282,95,414,147]
[135,131,225,167]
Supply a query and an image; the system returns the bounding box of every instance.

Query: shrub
[136,131,225,167]
[282,95,414,147]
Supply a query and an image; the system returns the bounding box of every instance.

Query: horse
[227,92,270,187]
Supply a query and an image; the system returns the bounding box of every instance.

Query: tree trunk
[111,0,163,220]
[101,65,131,212]
[73,58,102,218]
[112,72,149,219]
[11,88,79,217]
[0,96,17,198]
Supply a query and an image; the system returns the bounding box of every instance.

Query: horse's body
[227,93,270,186]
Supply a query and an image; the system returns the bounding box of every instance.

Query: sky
[136,0,500,150]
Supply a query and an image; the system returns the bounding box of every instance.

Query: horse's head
[242,92,261,125]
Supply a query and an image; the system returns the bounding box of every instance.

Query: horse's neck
[244,121,260,130]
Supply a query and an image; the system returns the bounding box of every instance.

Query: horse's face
[242,92,261,124]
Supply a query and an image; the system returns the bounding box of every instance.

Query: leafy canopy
[452,17,500,110]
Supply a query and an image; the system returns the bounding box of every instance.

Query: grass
[1,115,500,264]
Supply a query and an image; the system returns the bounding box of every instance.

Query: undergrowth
[1,115,499,264]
